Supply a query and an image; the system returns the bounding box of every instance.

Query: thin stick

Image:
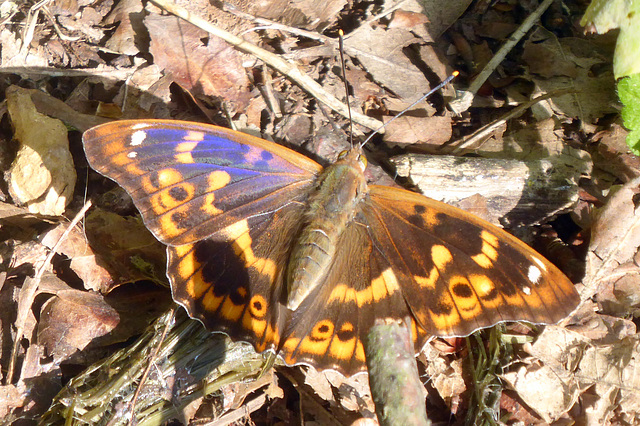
[148,0,383,132]
[338,30,353,146]
[448,87,577,153]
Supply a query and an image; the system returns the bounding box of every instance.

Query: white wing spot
[521,285,532,295]
[528,265,542,285]
[131,130,146,146]
[127,151,138,158]
[532,256,547,272]
[132,123,150,130]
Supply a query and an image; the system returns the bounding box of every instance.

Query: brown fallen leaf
[145,13,251,109]
[343,26,430,102]
[586,176,640,300]
[84,208,167,290]
[41,222,113,293]
[382,114,452,145]
[37,289,119,363]
[103,0,145,56]
[388,10,430,29]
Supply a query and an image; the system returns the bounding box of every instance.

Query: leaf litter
[0,0,638,424]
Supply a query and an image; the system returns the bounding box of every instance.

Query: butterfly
[83,119,580,376]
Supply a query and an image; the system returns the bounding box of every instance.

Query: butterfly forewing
[364,185,580,337]
[83,120,322,246]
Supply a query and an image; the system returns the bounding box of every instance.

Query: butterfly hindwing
[83,120,322,246]
[168,201,307,354]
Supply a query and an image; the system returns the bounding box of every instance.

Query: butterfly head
[336,147,367,172]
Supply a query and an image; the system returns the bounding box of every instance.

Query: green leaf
[581,0,640,79]
[618,74,640,154]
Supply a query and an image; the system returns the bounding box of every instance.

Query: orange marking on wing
[201,287,224,313]
[432,245,453,270]
[184,131,205,141]
[242,309,267,339]
[355,340,366,362]
[219,297,244,321]
[329,336,356,360]
[185,270,210,300]
[415,267,439,290]
[207,170,231,192]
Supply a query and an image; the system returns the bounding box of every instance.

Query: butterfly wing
[83,119,323,353]
[363,185,580,338]
[83,120,322,246]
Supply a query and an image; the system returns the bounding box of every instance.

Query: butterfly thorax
[286,148,368,311]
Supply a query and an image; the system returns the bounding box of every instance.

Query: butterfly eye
[337,150,349,159]
[357,154,367,170]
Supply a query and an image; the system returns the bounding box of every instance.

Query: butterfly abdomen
[286,149,368,310]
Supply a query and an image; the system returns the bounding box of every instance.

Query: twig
[7,200,92,384]
[447,87,578,153]
[148,0,383,132]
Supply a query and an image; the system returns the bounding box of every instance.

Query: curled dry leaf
[6,86,76,216]
[41,222,112,293]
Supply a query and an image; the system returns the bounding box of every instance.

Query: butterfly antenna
[338,30,354,147]
[359,71,459,149]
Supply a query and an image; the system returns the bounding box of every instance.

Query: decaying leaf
[146,14,251,109]
[37,289,119,363]
[500,361,580,423]
[6,86,76,216]
[586,176,640,299]
[343,26,430,102]
[82,208,167,289]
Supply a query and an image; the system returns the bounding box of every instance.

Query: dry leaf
[146,13,251,109]
[586,177,640,299]
[6,86,76,216]
[84,208,167,289]
[500,362,580,423]
[37,289,119,363]
[103,0,144,56]
[522,27,616,123]
[344,27,429,102]
[388,10,429,29]
[382,115,452,145]
[41,222,112,293]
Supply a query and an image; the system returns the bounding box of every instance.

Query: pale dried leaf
[500,362,580,423]
[586,177,640,299]
[103,0,144,55]
[6,86,76,216]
